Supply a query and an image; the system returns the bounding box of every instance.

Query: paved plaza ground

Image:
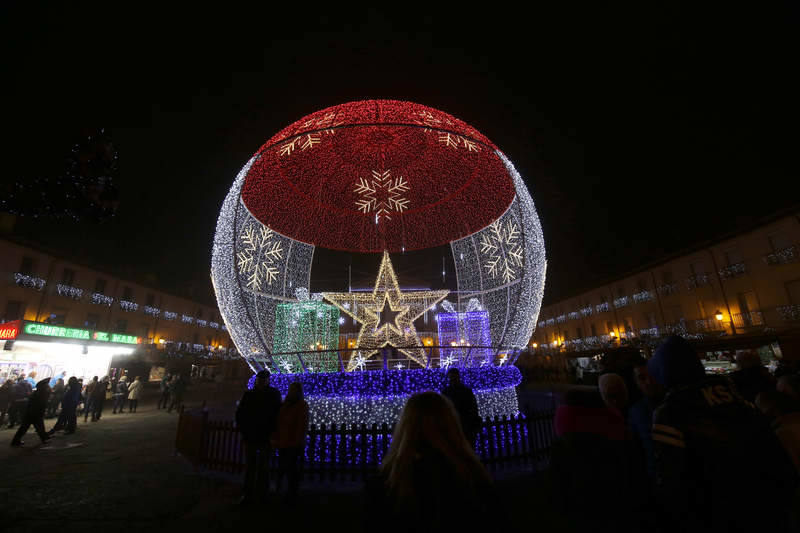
[0,381,569,532]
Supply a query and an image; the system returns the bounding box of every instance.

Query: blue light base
[248,366,522,427]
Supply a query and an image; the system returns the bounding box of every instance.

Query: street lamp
[715,310,724,322]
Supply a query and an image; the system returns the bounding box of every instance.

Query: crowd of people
[3,370,187,446]
[549,335,800,532]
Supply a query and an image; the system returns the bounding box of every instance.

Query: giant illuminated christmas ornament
[211,100,546,426]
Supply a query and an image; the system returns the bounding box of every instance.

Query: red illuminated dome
[241,100,516,252]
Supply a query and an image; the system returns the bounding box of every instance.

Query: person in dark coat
[441,368,481,447]
[628,358,665,482]
[550,387,633,531]
[273,382,309,505]
[112,376,128,414]
[47,378,65,418]
[649,335,797,533]
[235,370,282,505]
[83,376,98,422]
[166,375,187,413]
[90,376,108,422]
[0,379,12,427]
[48,376,81,435]
[157,373,172,409]
[364,392,498,532]
[7,377,29,429]
[730,351,776,404]
[10,379,51,446]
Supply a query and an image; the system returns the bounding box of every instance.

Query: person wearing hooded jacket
[10,379,51,446]
[648,335,798,533]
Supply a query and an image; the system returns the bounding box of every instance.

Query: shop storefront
[0,320,142,383]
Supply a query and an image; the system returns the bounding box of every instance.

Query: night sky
[2,3,798,306]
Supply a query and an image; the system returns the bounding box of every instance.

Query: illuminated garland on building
[164,311,177,320]
[91,293,113,306]
[119,300,138,312]
[56,283,83,300]
[143,305,160,317]
[14,273,46,290]
[613,296,630,308]
[181,314,194,324]
[633,290,653,304]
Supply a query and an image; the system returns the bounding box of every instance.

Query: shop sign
[24,322,91,340]
[0,320,20,340]
[22,322,142,345]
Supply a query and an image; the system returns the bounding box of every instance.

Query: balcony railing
[777,304,800,322]
[567,312,580,321]
[718,262,747,281]
[763,246,798,266]
[694,318,725,332]
[665,321,687,335]
[556,314,566,324]
[580,306,593,317]
[686,274,711,290]
[595,302,610,313]
[731,311,764,328]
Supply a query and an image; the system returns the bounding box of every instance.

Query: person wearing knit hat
[10,379,51,447]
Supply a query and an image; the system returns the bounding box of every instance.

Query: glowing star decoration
[353,170,410,222]
[498,354,508,366]
[441,355,456,369]
[352,354,367,371]
[323,251,448,370]
[236,224,284,291]
[480,219,523,283]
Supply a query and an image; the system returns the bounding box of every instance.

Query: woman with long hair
[365,392,495,532]
[273,381,309,505]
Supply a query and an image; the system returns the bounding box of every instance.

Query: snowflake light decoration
[480,219,523,283]
[236,224,283,291]
[354,170,410,222]
[352,354,367,371]
[440,355,456,369]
